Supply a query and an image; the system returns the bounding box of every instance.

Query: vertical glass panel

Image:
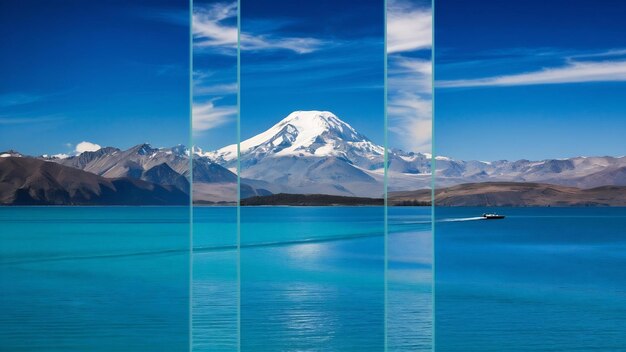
[191,0,238,351]
[386,0,433,350]
[238,0,385,349]
[0,1,191,350]
[435,1,626,351]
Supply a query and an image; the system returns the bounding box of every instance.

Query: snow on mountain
[5,111,623,201]
[203,111,384,197]
[199,110,626,195]
[207,111,385,168]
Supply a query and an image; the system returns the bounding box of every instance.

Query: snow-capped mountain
[200,110,626,195]
[204,111,393,197]
[4,110,624,203]
[205,110,385,168]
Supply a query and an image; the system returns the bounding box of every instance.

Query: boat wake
[439,217,487,222]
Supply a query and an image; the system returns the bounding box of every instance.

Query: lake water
[0,207,190,351]
[435,207,626,351]
[5,206,621,351]
[193,206,432,351]
[1,206,431,351]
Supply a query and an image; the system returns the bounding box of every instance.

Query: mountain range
[200,110,626,197]
[0,157,187,205]
[1,110,625,205]
[389,182,626,207]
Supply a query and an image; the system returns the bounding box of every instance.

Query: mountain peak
[164,144,189,157]
[276,111,361,140]
[130,143,157,155]
[210,110,384,162]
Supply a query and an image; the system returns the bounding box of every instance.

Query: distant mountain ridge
[433,156,626,189]
[0,157,187,205]
[390,182,626,207]
[198,111,626,196]
[3,110,626,204]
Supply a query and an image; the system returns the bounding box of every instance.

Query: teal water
[0,207,190,351]
[191,206,432,351]
[435,207,626,351]
[388,208,432,351]
[240,206,386,351]
[1,206,432,351]
[192,207,238,352]
[238,206,431,351]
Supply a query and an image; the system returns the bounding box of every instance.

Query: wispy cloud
[240,33,322,54]
[438,59,626,88]
[388,57,432,152]
[389,56,432,94]
[193,70,237,97]
[387,0,432,54]
[389,92,432,152]
[387,0,432,152]
[194,82,238,96]
[193,100,236,133]
[193,1,323,55]
[193,2,238,53]
[568,48,626,59]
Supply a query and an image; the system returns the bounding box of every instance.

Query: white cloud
[389,56,432,153]
[389,92,432,153]
[193,2,238,53]
[194,82,237,96]
[240,33,322,54]
[438,59,626,88]
[193,100,236,133]
[569,48,626,59]
[389,57,432,94]
[387,0,432,54]
[75,141,101,153]
[386,0,433,152]
[193,1,323,55]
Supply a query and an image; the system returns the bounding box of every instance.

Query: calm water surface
[1,206,432,351]
[0,207,190,351]
[436,207,626,351]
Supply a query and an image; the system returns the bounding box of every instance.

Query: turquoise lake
[0,207,191,351]
[5,206,621,351]
[192,206,432,351]
[0,206,431,351]
[435,207,626,351]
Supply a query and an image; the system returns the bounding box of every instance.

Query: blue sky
[193,0,385,149]
[435,0,626,161]
[193,0,435,152]
[240,0,385,144]
[0,0,189,156]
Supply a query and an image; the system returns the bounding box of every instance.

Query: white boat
[482,213,505,220]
